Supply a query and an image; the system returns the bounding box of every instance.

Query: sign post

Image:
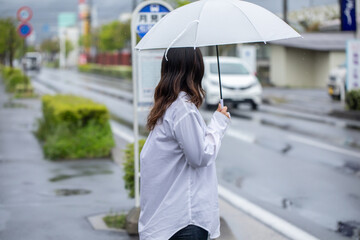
[17,6,33,75]
[131,1,173,208]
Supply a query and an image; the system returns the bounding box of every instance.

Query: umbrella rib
[229,1,266,43]
[194,0,208,47]
[164,20,200,60]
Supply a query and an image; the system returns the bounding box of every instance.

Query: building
[269,32,354,88]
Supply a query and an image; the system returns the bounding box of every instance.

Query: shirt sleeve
[173,110,230,168]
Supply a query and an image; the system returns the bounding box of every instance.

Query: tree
[40,38,60,54]
[0,18,22,67]
[65,39,74,58]
[40,38,60,61]
[98,21,130,52]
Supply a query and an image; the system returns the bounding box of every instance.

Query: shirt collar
[179,91,190,100]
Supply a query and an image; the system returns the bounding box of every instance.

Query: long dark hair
[147,47,205,131]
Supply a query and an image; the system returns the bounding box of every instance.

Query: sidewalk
[0,78,291,240]
[262,87,360,123]
[0,81,137,240]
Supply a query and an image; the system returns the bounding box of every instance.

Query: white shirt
[139,91,230,240]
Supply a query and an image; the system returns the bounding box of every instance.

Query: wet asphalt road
[31,68,360,240]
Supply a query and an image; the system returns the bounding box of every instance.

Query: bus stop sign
[136,4,171,38]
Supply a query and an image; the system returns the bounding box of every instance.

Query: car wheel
[251,102,258,111]
[331,95,340,101]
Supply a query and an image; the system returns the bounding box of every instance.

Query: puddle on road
[260,119,290,130]
[54,188,91,196]
[281,198,293,209]
[337,221,360,238]
[49,169,113,182]
[337,161,360,177]
[343,138,360,151]
[255,138,293,154]
[221,168,241,185]
[346,124,360,131]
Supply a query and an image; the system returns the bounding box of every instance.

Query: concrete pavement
[0,81,137,240]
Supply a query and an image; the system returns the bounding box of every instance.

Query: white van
[202,57,262,110]
[327,63,346,100]
[22,52,42,71]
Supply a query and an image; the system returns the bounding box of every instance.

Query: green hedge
[36,94,115,160]
[78,64,132,80]
[1,66,30,93]
[346,89,360,111]
[42,94,109,129]
[123,139,146,198]
[14,83,36,98]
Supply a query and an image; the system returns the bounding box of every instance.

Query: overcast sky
[0,0,338,44]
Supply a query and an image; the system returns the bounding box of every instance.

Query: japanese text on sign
[346,40,360,90]
[136,4,170,38]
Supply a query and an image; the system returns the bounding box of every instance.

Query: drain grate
[54,188,91,196]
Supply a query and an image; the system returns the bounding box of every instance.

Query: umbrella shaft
[216,45,223,100]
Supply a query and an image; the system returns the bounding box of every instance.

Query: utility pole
[283,0,288,23]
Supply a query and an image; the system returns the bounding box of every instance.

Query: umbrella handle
[220,99,224,108]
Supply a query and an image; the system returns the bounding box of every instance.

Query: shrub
[14,83,36,98]
[43,120,114,159]
[1,66,30,93]
[123,139,146,198]
[103,213,127,229]
[36,94,115,160]
[1,66,22,80]
[41,94,109,129]
[345,89,360,111]
[78,64,132,80]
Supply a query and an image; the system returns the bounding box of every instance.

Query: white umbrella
[135,0,301,106]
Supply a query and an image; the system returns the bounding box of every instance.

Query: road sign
[347,40,360,91]
[340,0,357,31]
[58,12,77,28]
[17,6,33,22]
[135,3,171,38]
[17,22,32,38]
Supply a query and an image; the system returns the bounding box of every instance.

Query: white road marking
[289,135,360,159]
[31,81,56,95]
[110,121,135,143]
[226,129,256,143]
[218,185,320,240]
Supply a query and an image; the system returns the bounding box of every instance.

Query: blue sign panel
[17,23,32,38]
[136,4,171,38]
[340,0,357,31]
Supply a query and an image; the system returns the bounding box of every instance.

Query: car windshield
[210,62,249,75]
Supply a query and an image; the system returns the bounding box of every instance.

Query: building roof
[270,32,356,51]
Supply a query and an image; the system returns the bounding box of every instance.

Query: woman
[139,47,230,240]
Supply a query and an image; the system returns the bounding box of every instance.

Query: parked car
[327,63,346,100]
[22,52,42,71]
[202,56,262,110]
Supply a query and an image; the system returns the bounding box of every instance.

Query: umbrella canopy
[136,0,300,50]
[135,0,301,105]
